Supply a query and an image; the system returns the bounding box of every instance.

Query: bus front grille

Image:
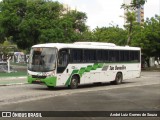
[32,75,46,79]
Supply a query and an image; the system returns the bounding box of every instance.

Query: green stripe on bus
[65,69,79,86]
[65,63,104,86]
[92,63,99,70]
[98,63,104,68]
[79,67,86,77]
[85,65,92,72]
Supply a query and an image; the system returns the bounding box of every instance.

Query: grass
[0,71,27,77]
[0,62,27,77]
[11,62,27,66]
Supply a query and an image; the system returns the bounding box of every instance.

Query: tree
[131,0,147,9]
[121,0,147,45]
[0,0,27,44]
[91,26,127,45]
[143,16,160,58]
[0,40,18,59]
[18,0,63,48]
[121,0,147,10]
[57,10,87,43]
[0,0,88,50]
[124,11,136,45]
[131,15,160,66]
[79,30,94,42]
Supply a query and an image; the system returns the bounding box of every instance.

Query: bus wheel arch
[113,72,123,85]
[69,74,80,89]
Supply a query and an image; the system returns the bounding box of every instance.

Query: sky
[53,0,160,30]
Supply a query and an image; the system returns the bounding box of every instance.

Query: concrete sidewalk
[0,76,27,86]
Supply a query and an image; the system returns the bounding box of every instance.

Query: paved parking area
[0,71,159,120]
[0,84,159,120]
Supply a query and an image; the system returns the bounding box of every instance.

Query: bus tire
[69,76,79,89]
[113,72,123,85]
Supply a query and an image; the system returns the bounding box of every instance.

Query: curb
[0,76,27,86]
[0,76,27,80]
[0,82,27,86]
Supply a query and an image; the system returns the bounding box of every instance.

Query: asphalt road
[0,72,160,120]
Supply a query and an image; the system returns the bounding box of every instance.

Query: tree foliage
[92,26,127,45]
[131,0,147,9]
[124,11,136,45]
[121,0,147,45]
[131,15,160,58]
[121,0,147,10]
[0,40,18,56]
[0,0,87,50]
[0,0,159,60]
[90,15,160,59]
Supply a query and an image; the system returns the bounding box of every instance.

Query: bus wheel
[114,73,122,85]
[69,76,78,89]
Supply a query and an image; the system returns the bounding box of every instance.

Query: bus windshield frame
[28,47,57,72]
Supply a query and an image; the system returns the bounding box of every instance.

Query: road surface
[0,72,159,120]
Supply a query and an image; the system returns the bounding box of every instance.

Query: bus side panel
[56,64,93,86]
[55,63,141,87]
[122,63,141,80]
[101,63,141,81]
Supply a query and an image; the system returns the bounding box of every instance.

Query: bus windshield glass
[28,47,57,72]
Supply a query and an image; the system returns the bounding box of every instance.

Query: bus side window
[58,51,68,67]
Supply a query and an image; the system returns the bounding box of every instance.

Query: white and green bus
[27,42,141,89]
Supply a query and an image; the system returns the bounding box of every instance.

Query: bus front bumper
[28,76,57,87]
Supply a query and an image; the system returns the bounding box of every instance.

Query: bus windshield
[28,47,57,72]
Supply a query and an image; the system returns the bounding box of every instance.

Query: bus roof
[32,42,140,51]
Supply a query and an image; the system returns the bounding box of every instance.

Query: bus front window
[28,47,57,72]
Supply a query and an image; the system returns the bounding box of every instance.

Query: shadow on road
[31,81,135,91]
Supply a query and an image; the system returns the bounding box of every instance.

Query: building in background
[123,0,144,24]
